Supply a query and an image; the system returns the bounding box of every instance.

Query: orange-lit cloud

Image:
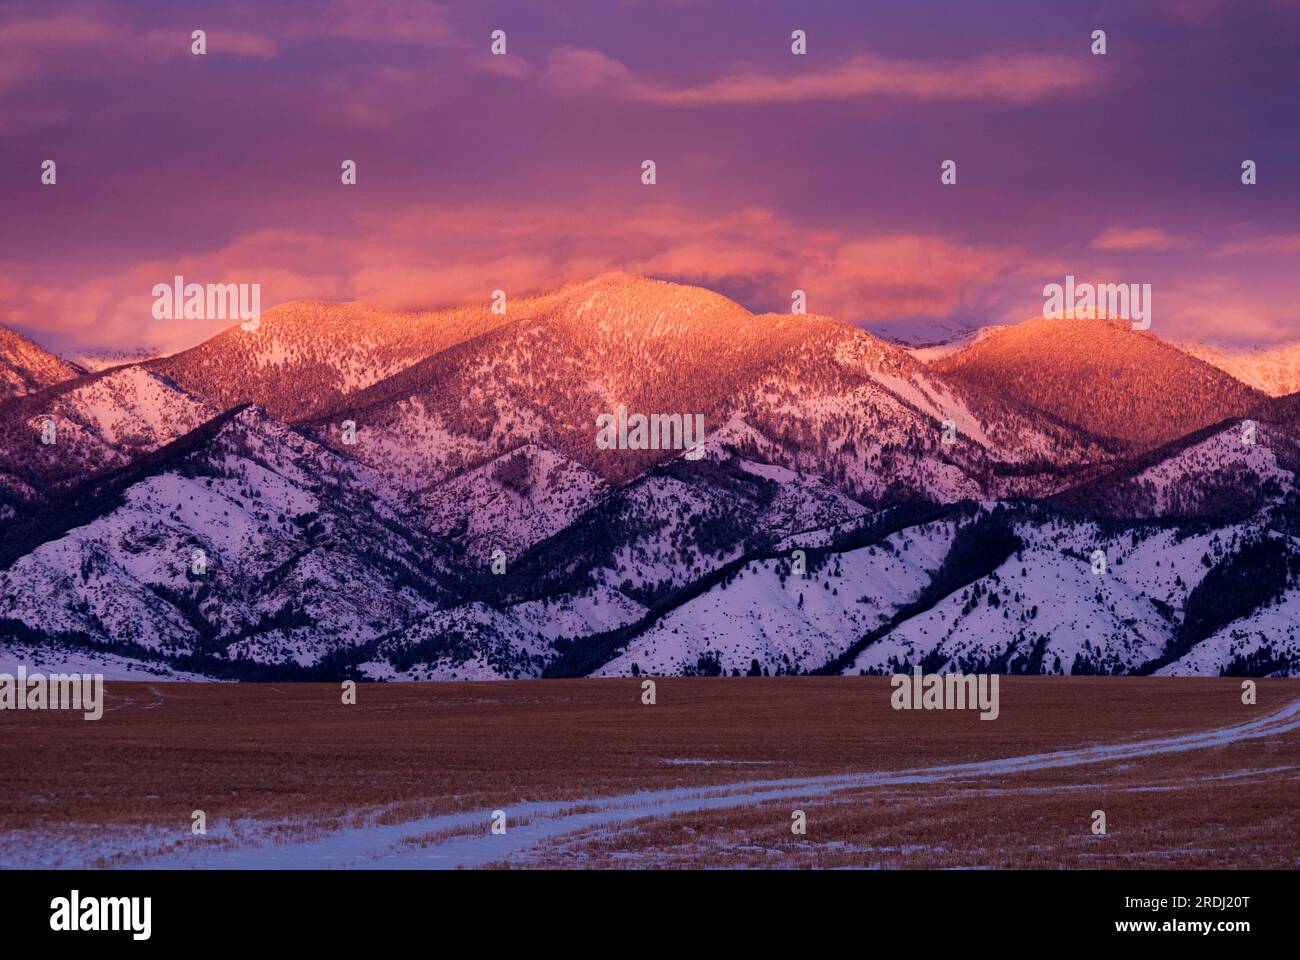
[0,205,1041,352]
[10,192,1296,355]
[3,1,1296,357]
[545,48,1102,105]
[1159,274,1300,344]
[1091,226,1193,252]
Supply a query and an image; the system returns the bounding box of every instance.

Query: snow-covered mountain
[583,504,1300,680]
[935,316,1265,451]
[1051,416,1299,520]
[147,291,568,422]
[0,366,217,513]
[0,405,458,675]
[1178,339,1300,398]
[0,325,82,399]
[301,277,1120,524]
[304,274,838,486]
[5,274,1300,678]
[74,346,164,372]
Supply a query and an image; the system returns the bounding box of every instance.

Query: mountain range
[3,274,1299,680]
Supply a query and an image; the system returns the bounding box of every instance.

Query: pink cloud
[545,48,1102,106]
[0,4,277,67]
[289,0,451,45]
[0,203,1039,353]
[200,29,278,59]
[543,47,636,96]
[1159,274,1300,344]
[1212,233,1300,257]
[1091,226,1193,252]
[0,0,451,129]
[798,236,1019,320]
[0,230,350,353]
[0,4,277,131]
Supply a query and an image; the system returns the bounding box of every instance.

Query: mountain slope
[573,504,1300,679]
[935,317,1266,450]
[147,298,520,421]
[1050,417,1300,519]
[417,443,610,561]
[304,276,1117,511]
[0,325,82,399]
[305,274,815,485]
[0,366,217,509]
[1178,339,1300,397]
[0,406,458,674]
[361,589,647,681]
[145,274,752,424]
[719,316,1120,504]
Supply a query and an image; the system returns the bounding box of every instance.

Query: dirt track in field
[2,677,1296,868]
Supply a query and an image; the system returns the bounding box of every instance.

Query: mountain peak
[0,325,82,399]
[936,314,1265,449]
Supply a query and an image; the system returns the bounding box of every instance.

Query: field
[1,677,1297,869]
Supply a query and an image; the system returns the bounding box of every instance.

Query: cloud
[0,3,277,130]
[0,4,277,71]
[1158,274,1300,344]
[1091,226,1193,252]
[544,48,1102,105]
[794,236,1023,321]
[0,203,1037,353]
[287,0,451,45]
[542,47,637,95]
[6,198,1297,355]
[1211,233,1300,257]
[0,230,350,354]
[0,0,450,129]
[202,29,279,58]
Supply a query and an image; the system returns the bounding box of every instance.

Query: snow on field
[0,643,212,681]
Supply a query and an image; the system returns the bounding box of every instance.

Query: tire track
[127,697,1300,869]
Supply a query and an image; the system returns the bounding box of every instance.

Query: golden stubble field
[2,676,1296,868]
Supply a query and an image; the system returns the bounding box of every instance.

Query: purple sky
[2,0,1298,354]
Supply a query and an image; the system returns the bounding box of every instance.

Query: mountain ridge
[5,275,1299,679]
